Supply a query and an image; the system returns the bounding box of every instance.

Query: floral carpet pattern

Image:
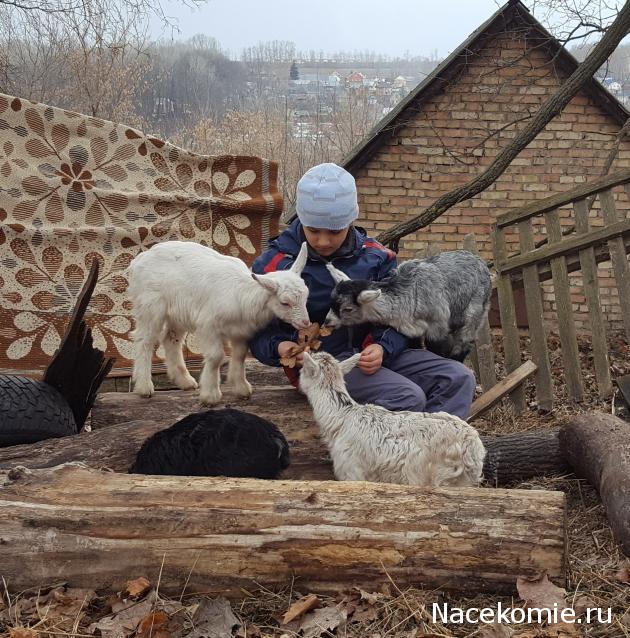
[0,94,283,371]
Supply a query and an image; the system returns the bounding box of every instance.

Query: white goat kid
[127,241,310,405]
[299,351,486,487]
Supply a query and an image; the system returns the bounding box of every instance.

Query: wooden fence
[489,169,630,413]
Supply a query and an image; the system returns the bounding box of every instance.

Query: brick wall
[353,24,630,332]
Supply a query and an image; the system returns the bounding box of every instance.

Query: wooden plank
[468,360,537,421]
[600,188,630,340]
[463,233,496,390]
[544,209,584,403]
[518,220,553,412]
[508,233,630,290]
[496,217,630,275]
[0,465,566,596]
[491,226,525,412]
[496,169,630,228]
[574,199,612,398]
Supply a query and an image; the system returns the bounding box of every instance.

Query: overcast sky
[151,0,507,59]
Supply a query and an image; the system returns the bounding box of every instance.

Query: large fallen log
[0,385,332,479]
[560,412,630,555]
[0,390,570,484]
[0,392,569,484]
[0,464,566,595]
[483,428,570,485]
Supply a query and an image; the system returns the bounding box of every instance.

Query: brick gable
[349,7,630,331]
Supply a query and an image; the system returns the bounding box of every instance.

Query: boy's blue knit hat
[296,163,359,230]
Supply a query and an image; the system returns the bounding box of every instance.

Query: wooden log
[0,464,567,595]
[482,428,570,486]
[0,389,569,485]
[468,360,537,422]
[559,412,630,555]
[0,386,333,481]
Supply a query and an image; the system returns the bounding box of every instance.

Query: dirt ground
[1,332,630,638]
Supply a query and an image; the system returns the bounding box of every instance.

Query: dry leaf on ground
[123,577,151,601]
[136,611,170,638]
[88,598,153,638]
[613,562,630,583]
[184,597,240,638]
[570,594,595,616]
[281,594,320,625]
[9,628,38,638]
[478,622,514,637]
[357,589,384,605]
[516,573,568,611]
[298,605,346,638]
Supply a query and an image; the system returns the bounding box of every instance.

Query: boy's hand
[358,343,384,375]
[278,341,310,368]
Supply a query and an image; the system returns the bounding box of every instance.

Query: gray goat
[325,250,492,362]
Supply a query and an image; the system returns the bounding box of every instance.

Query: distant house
[325,72,342,88]
[342,0,630,331]
[392,75,407,90]
[347,71,366,88]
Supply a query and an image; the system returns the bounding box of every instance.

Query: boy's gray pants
[341,348,476,420]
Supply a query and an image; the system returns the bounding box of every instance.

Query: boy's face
[303,225,350,257]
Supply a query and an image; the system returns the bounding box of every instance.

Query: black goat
[129,408,290,478]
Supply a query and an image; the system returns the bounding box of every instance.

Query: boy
[248,163,475,419]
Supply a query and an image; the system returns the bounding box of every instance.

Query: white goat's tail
[427,431,486,488]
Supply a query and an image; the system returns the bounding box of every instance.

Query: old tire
[0,375,77,447]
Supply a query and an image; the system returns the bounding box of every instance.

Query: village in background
[3,10,629,212]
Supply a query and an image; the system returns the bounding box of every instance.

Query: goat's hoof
[176,376,198,391]
[133,382,155,398]
[199,390,223,406]
[231,380,253,398]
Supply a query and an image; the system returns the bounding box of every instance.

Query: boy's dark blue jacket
[248,218,409,366]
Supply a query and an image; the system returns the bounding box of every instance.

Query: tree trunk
[0,464,566,596]
[0,391,570,485]
[376,1,630,249]
[559,412,630,554]
[483,428,569,486]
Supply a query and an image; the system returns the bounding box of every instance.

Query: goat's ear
[339,352,361,375]
[357,289,381,304]
[290,242,308,275]
[301,350,317,373]
[326,262,350,283]
[252,272,279,293]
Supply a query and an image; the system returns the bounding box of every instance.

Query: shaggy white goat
[127,240,310,405]
[299,351,486,487]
